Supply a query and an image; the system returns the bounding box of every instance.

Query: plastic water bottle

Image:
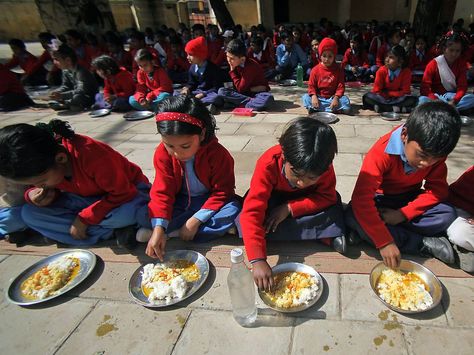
[227,248,257,326]
[296,63,304,87]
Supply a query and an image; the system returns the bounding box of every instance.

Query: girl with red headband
[143,95,241,260]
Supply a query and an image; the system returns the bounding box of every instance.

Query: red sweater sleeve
[147,67,173,100]
[335,66,345,97]
[449,166,474,216]
[341,49,350,69]
[307,65,319,96]
[114,70,136,98]
[288,165,338,217]
[4,55,19,70]
[399,161,449,221]
[372,66,386,95]
[376,45,387,67]
[420,60,439,100]
[453,61,468,103]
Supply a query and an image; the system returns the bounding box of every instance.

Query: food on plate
[21,256,80,299]
[263,271,319,308]
[376,269,433,311]
[141,260,200,304]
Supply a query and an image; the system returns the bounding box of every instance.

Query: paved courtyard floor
[0,43,473,355]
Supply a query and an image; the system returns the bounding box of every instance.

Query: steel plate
[123,111,155,121]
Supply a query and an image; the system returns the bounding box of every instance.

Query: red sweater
[131,47,161,77]
[351,127,449,249]
[376,42,390,67]
[341,48,369,69]
[247,48,275,70]
[449,166,474,216]
[408,50,431,71]
[241,145,338,261]
[207,36,224,60]
[134,66,173,102]
[230,58,270,95]
[420,57,467,103]
[4,51,38,76]
[307,63,345,98]
[53,135,148,225]
[108,49,133,73]
[0,65,25,95]
[210,47,226,67]
[310,51,320,68]
[167,53,190,72]
[372,66,412,99]
[103,68,136,100]
[149,137,236,221]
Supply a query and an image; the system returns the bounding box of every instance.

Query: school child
[206,24,224,61]
[247,36,276,80]
[92,55,135,112]
[308,36,322,75]
[49,44,98,111]
[166,38,190,83]
[3,39,47,86]
[129,31,161,78]
[419,32,474,113]
[181,36,226,109]
[302,38,351,114]
[408,36,431,82]
[362,45,417,113]
[129,49,173,112]
[341,34,370,82]
[0,119,152,249]
[143,96,241,260]
[0,176,29,244]
[64,29,96,70]
[210,30,234,69]
[216,39,274,111]
[0,64,34,111]
[256,24,275,63]
[239,117,346,289]
[375,29,401,69]
[345,102,462,268]
[275,32,309,80]
[447,166,474,272]
[31,32,62,86]
[105,32,133,73]
[292,27,310,53]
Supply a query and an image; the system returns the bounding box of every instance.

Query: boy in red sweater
[166,38,190,83]
[92,55,135,112]
[240,117,346,290]
[4,38,47,86]
[247,36,276,79]
[341,34,370,82]
[345,102,461,268]
[129,49,172,112]
[447,166,474,272]
[0,64,34,111]
[408,36,431,82]
[362,45,417,113]
[217,39,274,111]
[302,38,351,114]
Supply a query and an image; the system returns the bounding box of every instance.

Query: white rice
[141,263,189,304]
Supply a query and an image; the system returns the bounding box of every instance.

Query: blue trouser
[94,93,132,112]
[129,92,171,112]
[172,89,222,105]
[0,206,27,237]
[345,191,457,254]
[236,193,345,241]
[302,94,351,112]
[21,184,151,245]
[418,92,474,112]
[362,92,418,112]
[167,194,241,241]
[217,88,274,111]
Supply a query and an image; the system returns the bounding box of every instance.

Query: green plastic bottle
[296,63,304,87]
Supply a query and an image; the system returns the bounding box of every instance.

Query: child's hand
[252,260,274,291]
[194,93,205,99]
[379,242,401,269]
[329,96,340,111]
[179,217,202,241]
[378,208,406,225]
[139,98,147,106]
[50,91,62,100]
[351,66,358,73]
[181,87,191,96]
[105,94,116,103]
[311,95,319,109]
[28,188,56,207]
[146,227,167,261]
[264,204,290,233]
[70,216,88,240]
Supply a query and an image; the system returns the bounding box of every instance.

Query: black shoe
[346,229,361,246]
[207,104,218,115]
[5,230,31,244]
[115,225,138,250]
[331,235,347,254]
[420,236,455,264]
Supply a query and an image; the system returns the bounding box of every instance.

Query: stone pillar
[336,0,351,26]
[131,0,156,30]
[257,0,274,28]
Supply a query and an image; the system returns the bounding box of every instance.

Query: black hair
[52,44,77,64]
[104,32,123,48]
[256,24,266,33]
[405,101,461,157]
[279,117,337,176]
[129,31,145,42]
[312,34,324,42]
[438,31,469,52]
[226,39,246,57]
[0,120,75,179]
[280,31,293,41]
[8,38,25,49]
[387,45,407,68]
[250,36,264,47]
[92,55,120,75]
[38,32,56,43]
[349,33,363,44]
[134,48,153,62]
[156,95,216,145]
[387,29,400,43]
[192,24,205,33]
[64,29,84,42]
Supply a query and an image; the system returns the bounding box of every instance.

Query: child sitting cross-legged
[345,102,461,269]
[129,49,173,112]
[302,38,351,114]
[216,39,274,112]
[239,117,346,290]
[0,119,152,250]
[92,55,135,112]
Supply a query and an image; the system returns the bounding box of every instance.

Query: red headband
[155,112,204,129]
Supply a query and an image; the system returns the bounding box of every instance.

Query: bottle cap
[230,248,244,263]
